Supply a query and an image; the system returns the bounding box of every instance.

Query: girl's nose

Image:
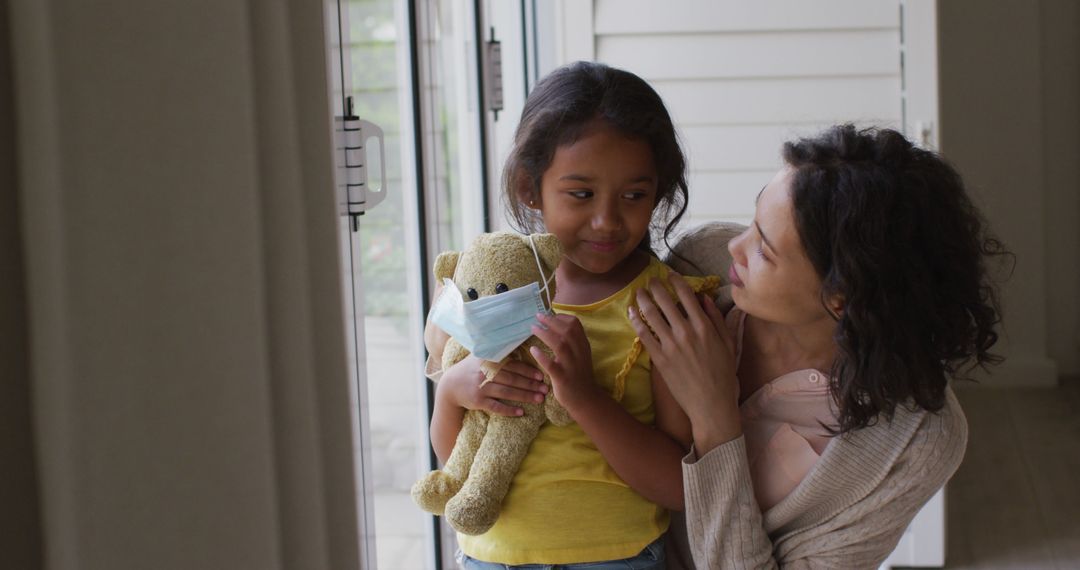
[592,200,622,232]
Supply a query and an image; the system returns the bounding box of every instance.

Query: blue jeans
[456,538,665,570]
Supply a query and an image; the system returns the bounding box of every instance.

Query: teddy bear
[411,231,571,536]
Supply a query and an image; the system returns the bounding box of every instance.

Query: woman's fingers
[628,305,664,362]
[701,294,734,353]
[668,273,710,332]
[635,286,674,341]
[646,277,685,330]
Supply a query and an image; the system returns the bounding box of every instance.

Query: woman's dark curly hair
[502,61,688,254]
[784,125,1009,434]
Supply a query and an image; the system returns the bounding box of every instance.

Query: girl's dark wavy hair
[502,61,688,255]
[784,125,1009,434]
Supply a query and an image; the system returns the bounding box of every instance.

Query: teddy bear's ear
[433,251,460,281]
[530,233,563,276]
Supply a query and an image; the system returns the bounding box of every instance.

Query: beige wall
[0,0,43,566]
[1039,0,1080,376]
[939,0,1079,383]
[8,0,363,568]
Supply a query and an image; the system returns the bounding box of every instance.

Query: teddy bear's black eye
[495,283,509,294]
[466,288,479,300]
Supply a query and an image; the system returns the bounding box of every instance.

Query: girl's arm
[653,366,693,449]
[428,356,550,462]
[529,313,690,511]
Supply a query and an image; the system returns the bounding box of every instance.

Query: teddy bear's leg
[443,407,545,535]
[411,410,487,515]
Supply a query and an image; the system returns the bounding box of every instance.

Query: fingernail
[627,306,636,319]
[538,383,548,393]
[516,409,524,416]
[534,394,544,403]
[534,370,544,380]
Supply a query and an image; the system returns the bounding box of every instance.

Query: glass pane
[340,1,433,568]
[419,0,487,253]
[413,0,489,563]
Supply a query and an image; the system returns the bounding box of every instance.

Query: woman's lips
[728,265,745,287]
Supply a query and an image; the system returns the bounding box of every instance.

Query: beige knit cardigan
[664,222,969,569]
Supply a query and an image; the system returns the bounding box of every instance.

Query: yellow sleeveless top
[458,257,720,565]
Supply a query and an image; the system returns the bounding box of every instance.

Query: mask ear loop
[527,234,554,310]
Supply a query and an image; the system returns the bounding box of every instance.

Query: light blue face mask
[428,235,554,362]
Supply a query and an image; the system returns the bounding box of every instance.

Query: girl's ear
[433,251,460,281]
[531,233,563,276]
[515,174,540,210]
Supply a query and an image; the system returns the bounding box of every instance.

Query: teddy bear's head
[434,231,562,306]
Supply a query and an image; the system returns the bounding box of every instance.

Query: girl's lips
[728,264,745,287]
[586,240,620,252]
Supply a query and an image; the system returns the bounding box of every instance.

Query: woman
[630,125,1006,568]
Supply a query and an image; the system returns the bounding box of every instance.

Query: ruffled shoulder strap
[612,271,723,401]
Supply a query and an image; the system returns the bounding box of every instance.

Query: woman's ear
[826,293,844,319]
[433,251,460,281]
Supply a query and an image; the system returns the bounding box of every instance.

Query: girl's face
[532,120,658,277]
[728,167,838,325]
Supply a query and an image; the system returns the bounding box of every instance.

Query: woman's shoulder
[664,221,746,277]
[834,387,968,485]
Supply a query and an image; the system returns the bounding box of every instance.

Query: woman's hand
[439,355,549,417]
[630,273,742,452]
[529,313,605,416]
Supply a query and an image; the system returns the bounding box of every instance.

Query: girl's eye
[494,283,509,294]
[623,191,648,201]
[466,288,479,300]
[568,190,593,199]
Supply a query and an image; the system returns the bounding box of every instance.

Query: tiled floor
[944,377,1080,569]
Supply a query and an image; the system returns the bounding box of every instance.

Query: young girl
[424,61,711,568]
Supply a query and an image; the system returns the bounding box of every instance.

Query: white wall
[562,0,908,229]
[549,0,1076,386]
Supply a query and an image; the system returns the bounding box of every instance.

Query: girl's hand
[439,355,549,417]
[629,274,741,449]
[529,313,604,415]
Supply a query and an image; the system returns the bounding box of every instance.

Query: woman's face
[728,167,837,325]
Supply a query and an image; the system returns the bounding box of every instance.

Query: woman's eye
[494,283,509,294]
[466,288,479,300]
